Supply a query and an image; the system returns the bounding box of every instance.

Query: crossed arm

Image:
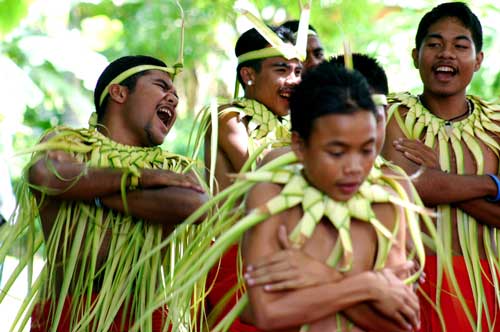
[242,182,419,331]
[381,110,500,227]
[29,147,207,226]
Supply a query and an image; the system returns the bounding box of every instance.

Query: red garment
[418,255,500,332]
[206,244,261,332]
[30,294,169,332]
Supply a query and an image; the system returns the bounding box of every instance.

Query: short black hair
[94,55,168,121]
[330,53,388,95]
[415,2,482,52]
[235,26,295,87]
[280,20,317,33]
[290,61,376,141]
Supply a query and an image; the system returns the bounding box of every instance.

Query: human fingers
[141,169,204,192]
[164,174,204,192]
[245,268,297,287]
[262,278,310,292]
[380,268,404,285]
[246,250,292,272]
[388,261,415,279]
[395,139,438,167]
[398,299,420,331]
[402,151,425,166]
[391,311,414,332]
[277,224,291,249]
[245,259,291,279]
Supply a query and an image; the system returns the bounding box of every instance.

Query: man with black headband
[0,55,207,332]
[204,26,302,331]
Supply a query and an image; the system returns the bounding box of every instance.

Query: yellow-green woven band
[98,64,175,107]
[237,46,294,64]
[293,29,317,38]
[372,94,388,107]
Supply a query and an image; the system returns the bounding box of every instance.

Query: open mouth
[279,88,293,100]
[157,107,174,128]
[433,65,457,80]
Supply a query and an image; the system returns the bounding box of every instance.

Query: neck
[100,113,144,147]
[419,92,470,121]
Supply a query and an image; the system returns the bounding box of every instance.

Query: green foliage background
[1,0,499,178]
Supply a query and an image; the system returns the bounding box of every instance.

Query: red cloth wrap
[30,294,169,332]
[206,244,261,332]
[418,255,500,332]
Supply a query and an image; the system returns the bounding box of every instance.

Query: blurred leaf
[0,0,31,39]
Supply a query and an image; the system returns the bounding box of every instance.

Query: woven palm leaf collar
[222,98,291,157]
[387,92,500,330]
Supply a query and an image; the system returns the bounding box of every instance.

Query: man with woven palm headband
[1,54,207,332]
[204,25,302,331]
[94,55,182,146]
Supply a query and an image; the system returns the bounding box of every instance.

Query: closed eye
[327,151,344,158]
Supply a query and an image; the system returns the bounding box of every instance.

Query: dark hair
[290,61,376,141]
[94,55,168,121]
[329,53,388,95]
[415,2,482,52]
[279,20,317,33]
[235,26,295,87]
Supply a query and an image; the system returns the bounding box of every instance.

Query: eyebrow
[426,33,472,43]
[326,138,376,147]
[271,61,303,70]
[271,62,291,69]
[152,78,178,98]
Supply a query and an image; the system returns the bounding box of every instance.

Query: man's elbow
[252,307,279,331]
[28,160,49,188]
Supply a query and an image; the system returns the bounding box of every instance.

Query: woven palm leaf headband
[99,0,185,107]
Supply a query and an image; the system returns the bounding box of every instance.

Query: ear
[291,131,306,162]
[474,51,484,72]
[411,48,419,69]
[108,84,128,104]
[240,66,256,87]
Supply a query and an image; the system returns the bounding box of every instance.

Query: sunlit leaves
[0,0,30,40]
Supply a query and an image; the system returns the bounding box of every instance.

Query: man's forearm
[101,187,208,225]
[343,303,405,332]
[411,168,495,205]
[29,159,130,200]
[455,199,500,228]
[249,272,377,330]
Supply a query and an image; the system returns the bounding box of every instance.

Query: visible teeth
[158,107,172,117]
[436,66,454,72]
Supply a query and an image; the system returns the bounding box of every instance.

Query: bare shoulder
[217,108,247,145]
[371,187,400,230]
[385,104,409,134]
[218,107,246,129]
[246,181,283,211]
[243,181,288,265]
[260,147,292,166]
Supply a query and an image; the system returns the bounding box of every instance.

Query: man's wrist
[485,174,500,202]
[359,271,380,301]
